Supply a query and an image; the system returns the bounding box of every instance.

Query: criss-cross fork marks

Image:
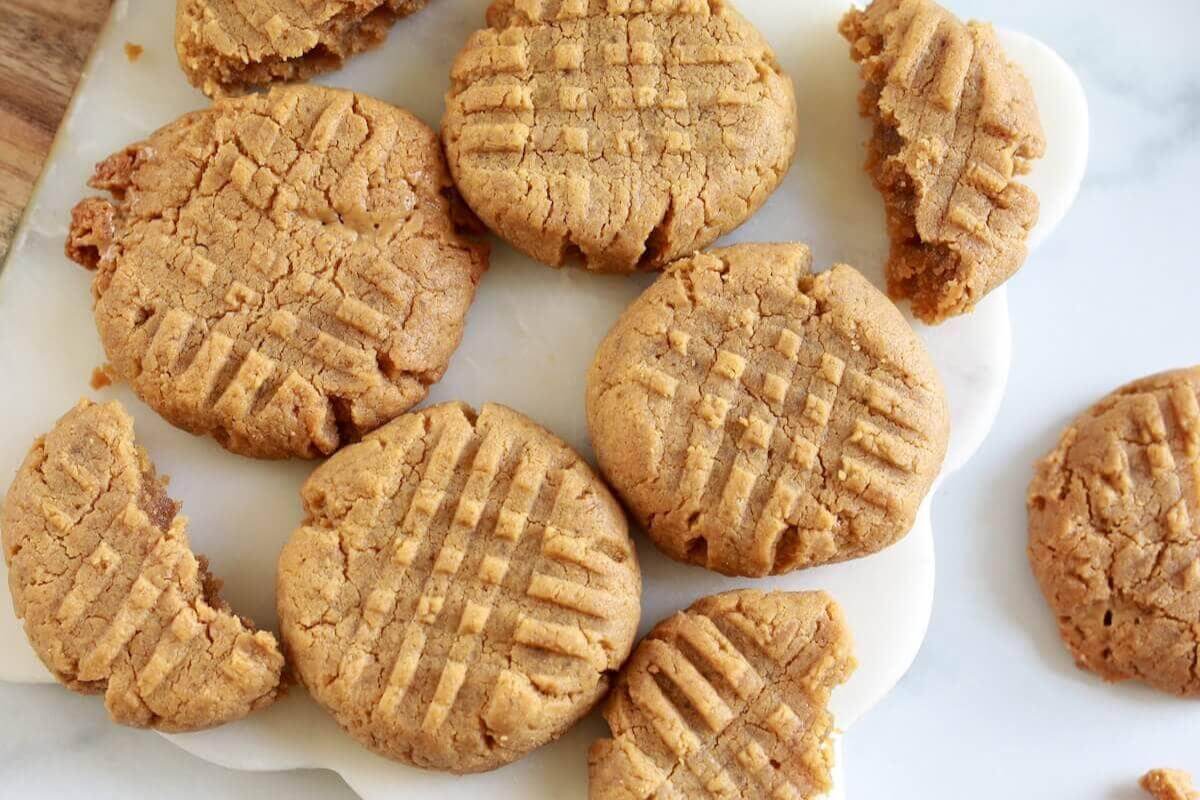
[627,293,932,571]
[874,0,1041,251]
[451,0,769,172]
[1093,383,1200,555]
[34,427,277,710]
[318,407,629,740]
[110,89,455,454]
[600,609,822,799]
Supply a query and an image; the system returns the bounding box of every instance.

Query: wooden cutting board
[0,0,112,263]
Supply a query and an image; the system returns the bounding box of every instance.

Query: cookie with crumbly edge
[588,589,855,799]
[66,84,487,459]
[587,243,949,577]
[840,0,1045,323]
[2,399,285,731]
[277,401,641,772]
[443,0,797,273]
[1028,367,1200,696]
[176,0,431,97]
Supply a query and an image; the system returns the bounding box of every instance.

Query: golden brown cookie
[586,243,949,577]
[176,0,430,97]
[66,85,487,460]
[2,400,285,731]
[442,0,797,273]
[840,0,1046,323]
[277,402,641,772]
[1143,770,1200,800]
[588,589,855,799]
[1028,368,1200,697]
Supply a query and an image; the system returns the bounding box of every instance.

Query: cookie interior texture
[277,401,642,772]
[443,0,797,273]
[587,243,949,578]
[1,400,285,731]
[840,0,1045,323]
[66,85,487,460]
[176,0,430,97]
[1028,367,1200,697]
[588,589,855,800]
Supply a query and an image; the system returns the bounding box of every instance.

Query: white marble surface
[0,0,1189,797]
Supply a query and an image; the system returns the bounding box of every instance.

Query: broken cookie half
[176,0,431,97]
[841,0,1046,324]
[589,589,856,800]
[2,399,284,731]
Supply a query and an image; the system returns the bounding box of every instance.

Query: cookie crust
[176,0,431,97]
[2,400,285,731]
[587,243,949,577]
[588,589,855,800]
[277,402,641,772]
[443,0,797,273]
[1028,368,1200,697]
[66,85,487,460]
[840,0,1045,323]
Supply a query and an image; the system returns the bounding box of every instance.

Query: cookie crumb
[89,366,112,390]
[124,42,143,62]
[1142,770,1199,800]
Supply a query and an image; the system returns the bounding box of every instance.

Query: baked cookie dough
[840,0,1046,323]
[277,402,642,772]
[176,0,430,97]
[588,589,855,800]
[1142,767,1200,800]
[586,243,949,577]
[2,400,284,731]
[1143,770,1200,800]
[67,85,487,460]
[1029,368,1200,697]
[443,0,797,273]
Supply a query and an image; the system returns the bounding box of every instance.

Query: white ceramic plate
[0,0,1087,796]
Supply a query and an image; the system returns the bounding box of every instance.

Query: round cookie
[587,243,950,577]
[443,0,797,273]
[277,401,642,772]
[840,0,1045,324]
[66,85,487,459]
[588,589,856,799]
[1028,367,1200,697]
[2,399,285,731]
[176,0,431,97]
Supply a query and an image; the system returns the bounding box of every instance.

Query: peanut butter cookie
[840,0,1046,323]
[588,589,855,800]
[66,85,487,459]
[2,400,285,731]
[1029,368,1200,697]
[443,0,797,273]
[176,0,431,97]
[277,402,641,772]
[587,243,949,577]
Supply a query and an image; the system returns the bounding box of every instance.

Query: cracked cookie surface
[586,243,949,577]
[276,401,641,772]
[443,0,797,273]
[588,589,855,799]
[2,399,285,731]
[176,0,431,97]
[840,0,1045,323]
[1028,368,1200,697]
[66,85,487,459]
